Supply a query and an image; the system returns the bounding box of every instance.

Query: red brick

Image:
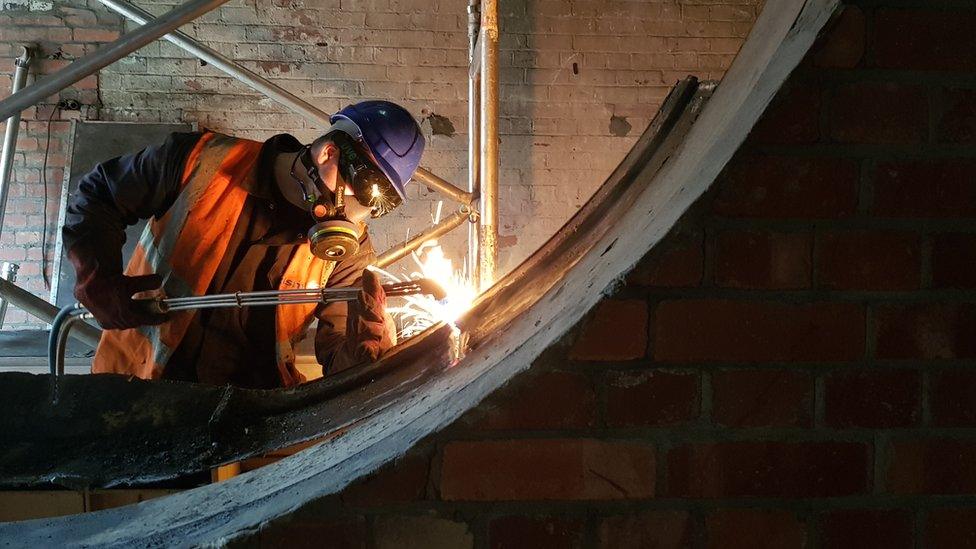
[340,451,428,507]
[821,509,913,549]
[936,88,976,144]
[932,370,976,426]
[604,370,699,427]
[0,26,71,42]
[0,247,27,261]
[668,442,869,497]
[15,137,39,151]
[714,230,812,289]
[474,371,597,430]
[932,233,976,288]
[71,28,121,43]
[61,7,99,26]
[655,300,865,363]
[748,84,822,145]
[598,511,691,549]
[489,516,584,549]
[873,304,976,360]
[887,438,976,495]
[874,9,976,71]
[440,439,654,501]
[711,369,813,427]
[829,82,928,144]
[373,515,472,548]
[825,369,920,428]
[706,509,807,549]
[627,230,703,288]
[569,300,647,361]
[927,508,976,549]
[74,75,98,90]
[813,6,865,68]
[874,160,976,217]
[817,231,920,291]
[711,156,859,219]
[258,516,367,549]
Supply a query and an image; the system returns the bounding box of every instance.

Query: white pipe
[467,0,481,289]
[0,45,33,242]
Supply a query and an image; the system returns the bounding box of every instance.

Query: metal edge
[48,119,77,306]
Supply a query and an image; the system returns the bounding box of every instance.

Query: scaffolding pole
[97,0,474,210]
[478,0,499,289]
[0,46,32,242]
[467,0,481,290]
[375,208,473,268]
[0,0,232,120]
[0,46,32,328]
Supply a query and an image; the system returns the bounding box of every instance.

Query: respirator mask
[291,132,403,260]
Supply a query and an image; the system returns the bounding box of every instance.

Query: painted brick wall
[0,0,758,328]
[236,1,976,546]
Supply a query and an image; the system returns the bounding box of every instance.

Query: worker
[62,100,426,389]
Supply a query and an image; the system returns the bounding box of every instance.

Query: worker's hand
[68,241,168,330]
[344,269,393,363]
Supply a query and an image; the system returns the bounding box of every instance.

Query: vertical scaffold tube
[467,0,481,289]
[478,0,499,290]
[0,46,32,242]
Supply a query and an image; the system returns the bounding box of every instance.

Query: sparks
[371,205,477,341]
[368,182,397,217]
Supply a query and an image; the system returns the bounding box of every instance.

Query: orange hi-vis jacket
[92,132,335,386]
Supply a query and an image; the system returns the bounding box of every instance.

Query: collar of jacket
[245,133,305,201]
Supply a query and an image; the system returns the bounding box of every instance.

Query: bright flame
[411,242,477,325]
[368,182,397,217]
[372,242,476,341]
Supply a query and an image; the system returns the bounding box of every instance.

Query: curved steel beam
[0,0,840,543]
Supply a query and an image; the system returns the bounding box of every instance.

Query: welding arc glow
[371,203,476,340]
[368,182,397,217]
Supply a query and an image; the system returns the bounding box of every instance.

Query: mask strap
[289,145,326,205]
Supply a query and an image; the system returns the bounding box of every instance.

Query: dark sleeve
[314,229,376,372]
[61,131,205,257]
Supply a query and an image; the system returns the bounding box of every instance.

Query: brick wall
[0,0,758,328]
[0,0,119,327]
[238,1,976,546]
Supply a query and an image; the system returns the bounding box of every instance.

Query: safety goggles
[332,132,403,218]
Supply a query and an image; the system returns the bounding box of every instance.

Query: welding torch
[48,279,447,384]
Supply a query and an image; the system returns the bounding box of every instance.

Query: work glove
[68,240,168,330]
[344,269,394,363]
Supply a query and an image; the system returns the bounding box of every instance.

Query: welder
[61,100,425,389]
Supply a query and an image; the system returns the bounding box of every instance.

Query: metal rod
[478,0,500,290]
[162,287,349,304]
[375,208,473,268]
[0,261,19,328]
[0,45,33,243]
[0,0,231,120]
[467,0,481,290]
[164,298,326,312]
[161,280,428,306]
[412,169,474,205]
[0,277,101,347]
[97,0,474,209]
[48,278,444,375]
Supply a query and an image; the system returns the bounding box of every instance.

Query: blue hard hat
[330,100,425,200]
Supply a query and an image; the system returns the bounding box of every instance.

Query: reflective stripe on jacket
[92,132,334,386]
